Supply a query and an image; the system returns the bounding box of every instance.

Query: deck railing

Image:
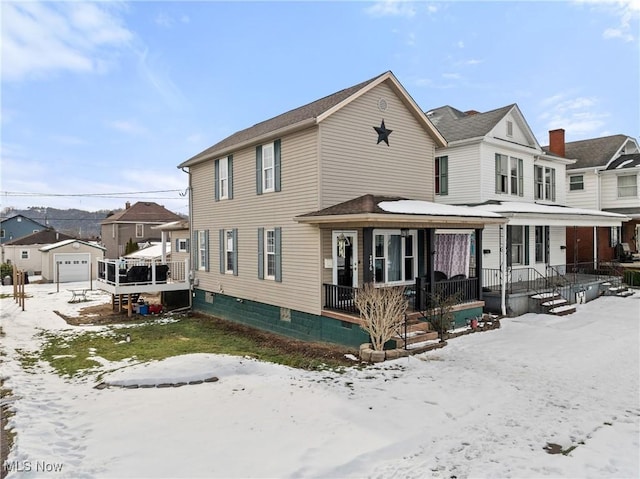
[97,258,189,287]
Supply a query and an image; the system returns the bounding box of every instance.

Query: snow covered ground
[1,281,639,479]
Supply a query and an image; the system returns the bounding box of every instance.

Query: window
[508,225,525,265]
[256,140,281,194]
[136,224,144,238]
[618,175,637,198]
[435,156,448,195]
[1,229,4,239]
[112,224,116,239]
[20,250,29,260]
[258,227,281,281]
[215,155,233,201]
[535,226,549,263]
[176,238,188,253]
[610,226,621,247]
[510,157,523,196]
[219,229,237,275]
[266,229,276,279]
[495,154,509,194]
[569,175,584,191]
[506,120,513,137]
[197,230,209,271]
[373,230,417,284]
[535,165,556,201]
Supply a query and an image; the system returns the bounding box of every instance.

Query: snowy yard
[1,282,639,479]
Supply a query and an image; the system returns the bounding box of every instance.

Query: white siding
[565,171,598,209]
[601,171,640,210]
[479,225,502,270]
[434,142,482,204]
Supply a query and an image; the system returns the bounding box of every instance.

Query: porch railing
[97,258,189,287]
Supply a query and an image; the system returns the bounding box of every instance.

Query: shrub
[354,283,408,351]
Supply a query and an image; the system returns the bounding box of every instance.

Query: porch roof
[295,194,506,228]
[470,201,629,227]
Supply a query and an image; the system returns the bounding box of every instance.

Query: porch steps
[548,304,577,316]
[609,285,634,297]
[392,319,438,349]
[112,293,141,311]
[541,298,568,307]
[530,291,576,316]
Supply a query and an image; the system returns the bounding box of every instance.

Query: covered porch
[295,195,506,322]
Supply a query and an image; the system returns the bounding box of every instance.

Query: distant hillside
[1,206,114,239]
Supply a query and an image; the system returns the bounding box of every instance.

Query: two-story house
[1,214,47,244]
[426,105,627,315]
[178,71,506,348]
[100,201,184,259]
[546,132,640,262]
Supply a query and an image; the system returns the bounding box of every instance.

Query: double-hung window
[197,230,209,271]
[220,229,237,275]
[610,226,621,247]
[569,175,584,191]
[256,140,281,194]
[495,154,509,194]
[510,157,523,196]
[435,156,448,195]
[215,155,233,201]
[535,165,556,201]
[258,227,282,281]
[136,224,144,238]
[508,225,525,265]
[618,175,637,198]
[373,230,416,284]
[21,250,29,260]
[535,226,549,263]
[176,238,189,253]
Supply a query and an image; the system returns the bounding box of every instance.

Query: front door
[332,230,358,288]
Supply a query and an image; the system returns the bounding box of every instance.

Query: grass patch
[40,314,355,378]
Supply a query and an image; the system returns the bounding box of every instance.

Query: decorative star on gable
[373,119,392,146]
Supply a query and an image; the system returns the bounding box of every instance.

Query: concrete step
[541,298,568,307]
[608,286,626,293]
[530,292,559,300]
[616,290,634,297]
[549,304,576,316]
[394,331,439,348]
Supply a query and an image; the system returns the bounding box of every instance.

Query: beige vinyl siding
[319,82,436,208]
[2,245,42,273]
[434,143,482,204]
[191,127,323,315]
[566,171,598,209]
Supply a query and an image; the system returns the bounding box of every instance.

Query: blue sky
[2,0,638,215]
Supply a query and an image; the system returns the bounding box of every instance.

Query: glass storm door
[332,230,358,288]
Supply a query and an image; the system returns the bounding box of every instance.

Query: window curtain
[387,235,401,282]
[434,234,470,277]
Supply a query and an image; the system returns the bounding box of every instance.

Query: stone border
[94,376,219,390]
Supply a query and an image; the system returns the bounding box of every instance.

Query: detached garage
[40,240,105,283]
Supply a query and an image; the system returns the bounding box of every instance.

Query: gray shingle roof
[5,228,75,245]
[180,72,390,167]
[426,104,515,142]
[101,202,183,224]
[544,134,628,170]
[298,194,406,217]
[605,153,640,170]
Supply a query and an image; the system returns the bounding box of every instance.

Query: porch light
[400,228,409,238]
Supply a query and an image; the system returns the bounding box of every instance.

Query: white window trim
[569,175,584,191]
[225,230,234,274]
[262,143,275,193]
[198,230,207,271]
[265,229,276,280]
[510,226,524,266]
[219,157,229,200]
[112,224,116,239]
[21,250,29,260]
[135,224,144,238]
[496,154,509,194]
[617,174,637,198]
[177,238,188,253]
[373,229,417,286]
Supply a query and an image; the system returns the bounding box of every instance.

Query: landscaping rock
[385,349,401,360]
[370,350,385,363]
[360,348,372,362]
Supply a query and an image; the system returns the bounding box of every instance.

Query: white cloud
[575,0,639,42]
[106,119,149,136]
[539,93,609,137]
[442,72,461,80]
[457,40,464,48]
[1,2,132,82]
[135,48,186,110]
[49,134,87,146]
[365,0,417,18]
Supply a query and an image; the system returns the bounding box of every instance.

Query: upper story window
[569,175,584,191]
[496,154,522,196]
[136,224,144,238]
[535,165,556,201]
[435,156,448,195]
[256,140,281,195]
[176,238,188,253]
[21,250,29,260]
[112,224,116,238]
[618,175,637,198]
[506,120,513,137]
[215,155,233,201]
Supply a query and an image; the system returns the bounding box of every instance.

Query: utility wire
[2,189,184,198]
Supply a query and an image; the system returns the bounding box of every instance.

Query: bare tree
[424,290,461,341]
[355,283,408,351]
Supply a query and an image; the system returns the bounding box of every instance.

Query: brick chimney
[549,129,565,157]
[125,201,131,209]
[464,110,480,116]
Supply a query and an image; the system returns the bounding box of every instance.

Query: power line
[2,189,185,198]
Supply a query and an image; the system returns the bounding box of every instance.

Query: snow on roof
[471,201,628,218]
[378,200,504,218]
[125,242,171,259]
[39,239,106,252]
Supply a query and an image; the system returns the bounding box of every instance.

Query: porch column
[475,228,483,301]
[363,227,374,283]
[161,231,167,264]
[427,228,436,299]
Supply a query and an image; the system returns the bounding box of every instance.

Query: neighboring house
[2,229,75,273]
[178,71,506,347]
[425,105,627,315]
[100,201,184,259]
[545,132,640,262]
[40,239,105,283]
[0,214,47,244]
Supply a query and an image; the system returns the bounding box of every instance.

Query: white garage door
[55,253,91,282]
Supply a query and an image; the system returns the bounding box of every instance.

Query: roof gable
[101,202,183,224]
[4,228,75,245]
[0,214,47,229]
[179,71,445,167]
[555,134,631,170]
